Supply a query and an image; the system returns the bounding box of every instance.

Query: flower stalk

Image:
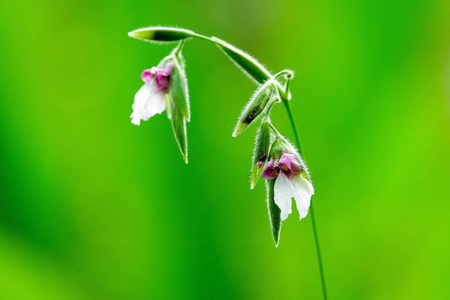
[281,95,327,300]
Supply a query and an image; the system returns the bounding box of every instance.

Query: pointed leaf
[167,95,188,163]
[233,80,276,137]
[266,179,282,247]
[169,52,190,121]
[250,119,274,189]
[212,37,271,84]
[128,27,194,43]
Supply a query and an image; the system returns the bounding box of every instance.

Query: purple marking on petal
[261,158,281,179]
[278,153,301,179]
[141,69,155,83]
[257,161,263,168]
[155,62,174,92]
[155,74,170,91]
[160,62,173,76]
[283,169,293,180]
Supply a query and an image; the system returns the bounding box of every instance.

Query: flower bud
[233,80,277,137]
[128,27,195,43]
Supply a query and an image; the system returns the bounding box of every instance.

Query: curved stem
[192,33,215,42]
[191,33,288,92]
[282,100,303,155]
[283,99,327,300]
[273,70,294,80]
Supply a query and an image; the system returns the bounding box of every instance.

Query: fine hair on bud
[233,80,277,137]
[250,118,275,189]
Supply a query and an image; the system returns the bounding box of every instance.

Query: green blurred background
[0,0,449,299]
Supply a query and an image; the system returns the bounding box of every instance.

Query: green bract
[250,118,275,189]
[166,93,188,163]
[211,37,271,84]
[128,27,195,43]
[266,179,282,247]
[169,50,190,121]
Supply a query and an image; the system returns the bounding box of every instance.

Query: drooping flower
[262,152,314,221]
[130,62,173,125]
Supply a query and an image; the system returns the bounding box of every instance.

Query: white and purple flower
[130,62,173,125]
[262,153,314,221]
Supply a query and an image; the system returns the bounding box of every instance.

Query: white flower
[130,62,173,125]
[262,153,314,221]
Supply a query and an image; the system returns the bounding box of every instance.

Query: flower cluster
[128,27,316,246]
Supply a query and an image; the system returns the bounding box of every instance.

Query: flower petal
[141,69,155,83]
[278,153,301,179]
[261,157,280,179]
[144,89,166,116]
[290,175,314,220]
[274,172,293,221]
[131,82,166,125]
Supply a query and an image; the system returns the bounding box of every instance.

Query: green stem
[283,99,327,300]
[282,100,302,155]
[192,33,214,42]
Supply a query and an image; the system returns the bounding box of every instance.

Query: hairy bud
[233,80,277,137]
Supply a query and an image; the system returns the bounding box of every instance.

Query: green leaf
[233,80,276,137]
[211,37,272,84]
[166,95,188,163]
[128,27,194,43]
[266,179,282,247]
[169,51,190,121]
[250,119,274,189]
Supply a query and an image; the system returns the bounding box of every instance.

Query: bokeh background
[0,0,449,299]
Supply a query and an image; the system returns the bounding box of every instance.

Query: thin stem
[283,99,327,300]
[173,40,185,55]
[192,33,215,42]
[282,100,302,155]
[310,203,327,300]
[267,121,281,136]
[273,70,293,80]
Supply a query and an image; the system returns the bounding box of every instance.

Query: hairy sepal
[266,179,282,247]
[169,49,190,121]
[166,94,188,163]
[233,80,276,137]
[250,119,275,189]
